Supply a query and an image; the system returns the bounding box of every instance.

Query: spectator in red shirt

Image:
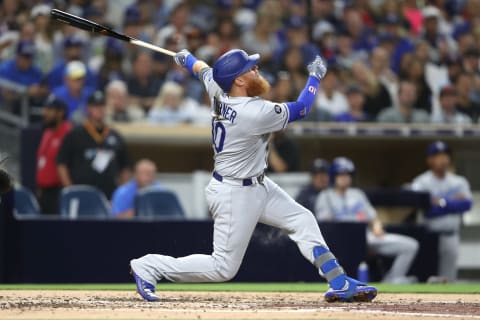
[36,95,72,214]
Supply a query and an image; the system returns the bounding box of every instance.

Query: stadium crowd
[0,0,479,125]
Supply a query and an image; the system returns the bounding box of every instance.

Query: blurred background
[0,0,479,284]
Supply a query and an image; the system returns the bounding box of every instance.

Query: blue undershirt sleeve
[426,199,472,218]
[285,76,320,123]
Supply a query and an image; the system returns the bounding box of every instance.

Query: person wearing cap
[129,46,379,302]
[295,158,330,212]
[420,6,455,64]
[431,85,472,124]
[335,85,369,122]
[411,141,472,282]
[47,34,98,90]
[31,3,54,74]
[0,40,43,103]
[57,91,131,199]
[36,95,72,214]
[316,157,419,284]
[52,60,95,121]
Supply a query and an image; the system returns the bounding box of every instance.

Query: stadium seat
[59,185,110,218]
[13,185,40,215]
[135,188,185,218]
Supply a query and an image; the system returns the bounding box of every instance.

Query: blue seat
[135,188,185,218]
[59,185,110,218]
[14,186,40,215]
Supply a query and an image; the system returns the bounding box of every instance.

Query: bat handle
[130,39,176,57]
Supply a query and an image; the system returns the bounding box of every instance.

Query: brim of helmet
[238,53,260,76]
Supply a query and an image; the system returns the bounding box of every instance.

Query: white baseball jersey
[411,171,472,232]
[315,188,377,222]
[199,68,290,178]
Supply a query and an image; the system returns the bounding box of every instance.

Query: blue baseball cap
[64,34,85,48]
[427,141,451,156]
[286,16,306,29]
[16,41,36,57]
[44,94,67,112]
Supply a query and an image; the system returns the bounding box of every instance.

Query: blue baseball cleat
[130,267,160,302]
[324,276,377,303]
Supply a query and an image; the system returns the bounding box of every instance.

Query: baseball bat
[50,9,176,57]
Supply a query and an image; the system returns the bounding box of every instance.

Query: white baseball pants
[130,176,328,284]
[367,231,419,283]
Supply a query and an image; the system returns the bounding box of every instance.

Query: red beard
[246,75,271,97]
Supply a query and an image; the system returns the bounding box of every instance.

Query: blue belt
[213,171,265,186]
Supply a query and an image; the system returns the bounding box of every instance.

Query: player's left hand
[174,49,192,68]
[307,55,327,80]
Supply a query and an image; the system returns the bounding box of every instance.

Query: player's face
[312,172,329,191]
[335,173,352,190]
[244,66,271,97]
[429,153,451,173]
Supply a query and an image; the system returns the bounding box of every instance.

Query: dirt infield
[0,290,479,320]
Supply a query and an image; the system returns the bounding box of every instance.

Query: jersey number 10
[212,121,226,153]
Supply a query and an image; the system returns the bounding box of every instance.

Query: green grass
[0,283,478,294]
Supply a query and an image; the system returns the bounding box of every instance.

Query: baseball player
[316,157,419,284]
[130,49,377,303]
[411,141,472,282]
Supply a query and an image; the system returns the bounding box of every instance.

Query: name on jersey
[214,96,237,123]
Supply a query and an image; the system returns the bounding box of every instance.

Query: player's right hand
[174,49,192,67]
[307,55,327,80]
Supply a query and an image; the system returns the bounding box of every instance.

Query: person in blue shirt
[52,60,95,121]
[47,34,98,90]
[335,85,369,122]
[111,159,162,218]
[0,40,44,111]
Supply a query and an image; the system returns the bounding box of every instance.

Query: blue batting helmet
[329,157,355,184]
[427,140,451,156]
[213,49,260,93]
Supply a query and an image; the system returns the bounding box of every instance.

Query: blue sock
[313,246,347,290]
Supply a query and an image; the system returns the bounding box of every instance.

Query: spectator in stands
[57,91,131,199]
[52,60,95,122]
[335,85,369,122]
[455,73,480,122]
[111,158,162,218]
[275,16,319,70]
[400,57,432,113]
[267,131,299,173]
[315,65,348,117]
[36,95,72,214]
[127,51,163,113]
[370,47,399,100]
[47,34,97,90]
[377,81,430,123]
[296,158,330,213]
[30,3,55,74]
[147,81,193,125]
[0,40,43,112]
[335,33,368,69]
[105,80,143,123]
[316,157,419,284]
[95,38,128,92]
[351,61,392,119]
[341,6,377,56]
[411,141,472,282]
[420,6,456,64]
[241,2,280,71]
[278,46,309,97]
[432,85,472,124]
